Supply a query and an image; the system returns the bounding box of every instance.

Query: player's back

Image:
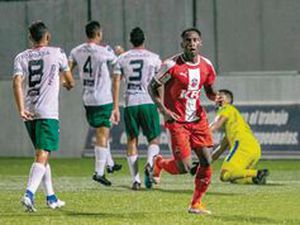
[69,43,116,106]
[116,49,161,107]
[218,104,258,147]
[13,46,68,119]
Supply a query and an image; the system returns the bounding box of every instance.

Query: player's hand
[62,81,73,90]
[20,110,34,121]
[215,94,224,105]
[162,109,180,122]
[110,108,120,125]
[114,45,125,56]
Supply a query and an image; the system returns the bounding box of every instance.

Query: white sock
[127,155,141,183]
[147,144,160,167]
[95,146,108,176]
[26,162,46,194]
[106,142,114,167]
[42,163,55,197]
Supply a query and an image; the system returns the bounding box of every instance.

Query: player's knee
[220,170,232,182]
[177,160,190,174]
[149,138,159,145]
[199,156,211,167]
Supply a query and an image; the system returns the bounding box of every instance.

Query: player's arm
[110,58,123,125]
[204,84,217,102]
[111,75,121,125]
[212,137,229,161]
[210,115,227,133]
[12,75,34,120]
[148,61,180,121]
[61,70,75,90]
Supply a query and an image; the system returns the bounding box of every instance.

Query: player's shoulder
[14,49,29,61]
[142,49,160,58]
[162,53,181,68]
[200,55,214,67]
[97,43,114,53]
[70,43,86,52]
[44,46,66,56]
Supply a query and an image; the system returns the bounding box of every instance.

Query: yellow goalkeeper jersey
[217,104,258,149]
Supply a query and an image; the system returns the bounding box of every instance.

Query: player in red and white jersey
[148,28,219,215]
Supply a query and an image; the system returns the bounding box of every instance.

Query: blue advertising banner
[82,104,300,157]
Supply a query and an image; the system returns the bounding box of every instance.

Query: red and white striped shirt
[154,54,216,122]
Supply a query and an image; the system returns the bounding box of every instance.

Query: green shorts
[124,104,160,142]
[84,103,113,128]
[25,119,59,151]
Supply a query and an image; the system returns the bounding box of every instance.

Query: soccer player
[209,89,269,184]
[113,27,161,190]
[13,21,75,212]
[148,28,218,214]
[69,21,122,186]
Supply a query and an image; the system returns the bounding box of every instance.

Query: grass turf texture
[0,158,299,225]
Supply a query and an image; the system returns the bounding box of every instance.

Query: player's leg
[188,147,212,215]
[106,141,122,174]
[85,105,112,186]
[42,154,65,209]
[124,106,141,190]
[127,137,141,190]
[22,119,59,212]
[188,119,213,214]
[153,122,192,180]
[139,104,161,188]
[220,141,258,183]
[93,126,112,186]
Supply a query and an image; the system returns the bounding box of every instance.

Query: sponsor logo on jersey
[179,89,201,99]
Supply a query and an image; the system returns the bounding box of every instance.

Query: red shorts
[166,118,213,160]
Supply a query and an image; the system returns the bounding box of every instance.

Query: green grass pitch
[0,158,299,225]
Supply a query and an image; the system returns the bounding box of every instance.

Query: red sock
[191,166,212,205]
[158,158,180,175]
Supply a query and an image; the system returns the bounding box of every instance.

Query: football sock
[26,162,46,194]
[221,169,257,181]
[42,163,55,197]
[127,155,141,183]
[106,142,114,167]
[94,146,108,176]
[158,158,180,175]
[147,144,160,167]
[191,166,212,205]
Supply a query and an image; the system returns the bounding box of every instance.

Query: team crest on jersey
[191,78,198,88]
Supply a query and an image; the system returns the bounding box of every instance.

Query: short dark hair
[219,89,234,104]
[181,28,202,39]
[29,21,48,42]
[130,27,145,47]
[85,21,101,39]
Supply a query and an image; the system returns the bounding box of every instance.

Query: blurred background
[0,0,299,158]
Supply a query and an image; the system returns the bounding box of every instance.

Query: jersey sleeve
[13,54,24,77]
[204,59,217,86]
[113,56,123,76]
[68,48,77,64]
[153,59,175,85]
[154,56,162,73]
[106,45,117,63]
[58,48,70,72]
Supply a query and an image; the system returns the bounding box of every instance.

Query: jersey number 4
[83,56,93,77]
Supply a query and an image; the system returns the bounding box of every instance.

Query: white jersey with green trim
[69,43,117,106]
[114,49,161,107]
[13,46,69,120]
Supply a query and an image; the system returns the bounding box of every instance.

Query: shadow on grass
[153,188,240,196]
[213,214,300,225]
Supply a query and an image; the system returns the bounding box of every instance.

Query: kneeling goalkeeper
[209,89,269,184]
